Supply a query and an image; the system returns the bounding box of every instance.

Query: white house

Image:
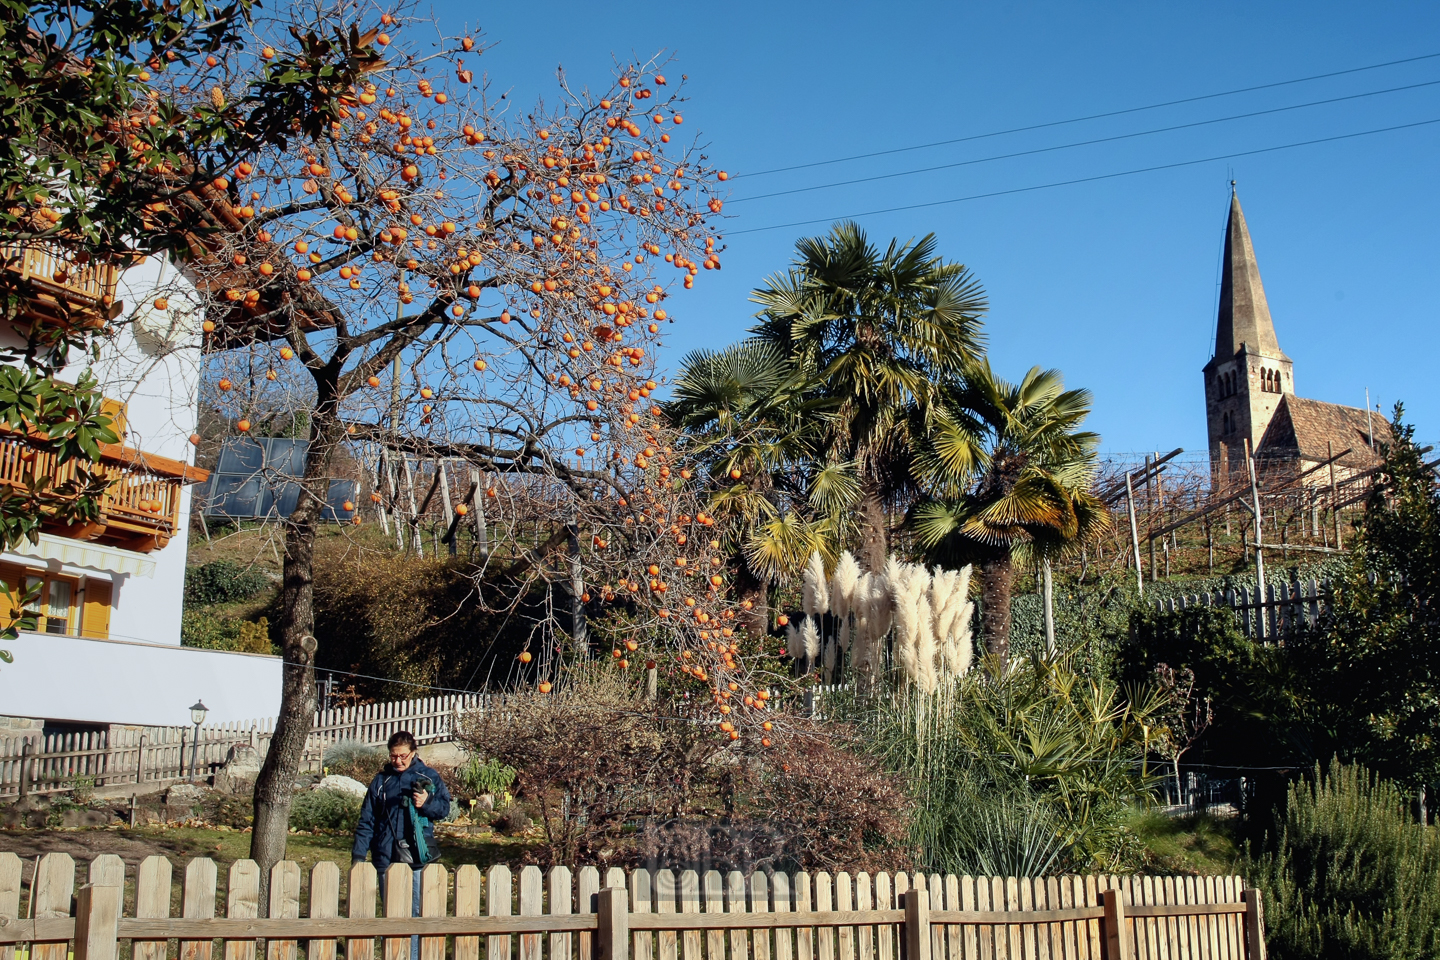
[0,240,281,731]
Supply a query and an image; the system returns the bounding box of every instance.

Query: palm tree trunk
[859,473,887,573]
[979,552,1016,663]
[735,564,768,638]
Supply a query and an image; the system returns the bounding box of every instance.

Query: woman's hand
[413,789,429,809]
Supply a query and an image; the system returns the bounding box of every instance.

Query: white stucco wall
[0,631,281,726]
[1,252,205,648]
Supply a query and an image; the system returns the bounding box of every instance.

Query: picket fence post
[900,887,929,960]
[1243,889,1266,960]
[597,887,629,960]
[73,884,121,960]
[1100,888,1129,960]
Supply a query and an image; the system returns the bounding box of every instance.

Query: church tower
[1203,187,1293,481]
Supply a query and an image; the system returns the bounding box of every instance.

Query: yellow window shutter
[82,579,112,639]
[0,563,22,631]
[100,398,128,440]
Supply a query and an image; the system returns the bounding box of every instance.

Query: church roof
[1215,189,1288,361]
[1257,395,1391,468]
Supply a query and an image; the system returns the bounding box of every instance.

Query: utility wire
[736,50,1440,179]
[726,116,1440,236]
[729,79,1440,204]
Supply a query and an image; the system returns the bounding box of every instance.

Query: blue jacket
[352,756,451,870]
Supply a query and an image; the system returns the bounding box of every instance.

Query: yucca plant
[839,645,1163,874]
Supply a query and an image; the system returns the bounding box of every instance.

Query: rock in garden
[166,783,206,805]
[315,775,368,797]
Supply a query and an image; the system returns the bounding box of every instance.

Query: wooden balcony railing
[0,238,121,328]
[0,427,208,553]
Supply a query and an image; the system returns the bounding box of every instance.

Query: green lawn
[1128,809,1244,875]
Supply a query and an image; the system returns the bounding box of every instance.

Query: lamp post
[189,700,208,782]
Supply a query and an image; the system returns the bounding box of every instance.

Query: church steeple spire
[1215,186,1286,360]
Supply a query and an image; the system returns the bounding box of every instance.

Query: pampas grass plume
[802,551,830,617]
[801,615,821,660]
[831,550,861,621]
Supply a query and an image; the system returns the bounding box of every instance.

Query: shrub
[185,560,272,605]
[460,670,915,871]
[289,788,363,833]
[1244,760,1440,960]
[456,756,517,799]
[845,650,1160,874]
[307,547,545,701]
[181,611,273,654]
[323,740,386,784]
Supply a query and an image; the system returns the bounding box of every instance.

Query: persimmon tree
[154,0,785,886]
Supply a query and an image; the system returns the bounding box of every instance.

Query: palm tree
[665,341,856,634]
[911,362,1107,664]
[750,221,988,573]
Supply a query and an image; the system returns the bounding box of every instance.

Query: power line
[725,116,1440,237]
[736,50,1440,179]
[729,79,1440,205]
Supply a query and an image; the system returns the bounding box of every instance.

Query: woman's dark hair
[388,730,418,752]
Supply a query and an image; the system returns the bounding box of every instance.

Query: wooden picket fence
[0,852,1266,960]
[0,693,491,799]
[1151,578,1331,639]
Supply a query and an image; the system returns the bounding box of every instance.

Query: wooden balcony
[1,239,121,329]
[0,427,209,553]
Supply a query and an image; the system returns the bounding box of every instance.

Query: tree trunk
[858,472,887,574]
[979,552,1015,664]
[249,383,344,909]
[734,564,768,638]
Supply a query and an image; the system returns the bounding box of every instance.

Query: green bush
[456,756,517,798]
[181,611,273,654]
[185,560,272,605]
[289,788,363,833]
[322,739,386,784]
[845,649,1160,874]
[1244,760,1440,960]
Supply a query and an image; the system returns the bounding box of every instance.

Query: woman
[352,731,451,958]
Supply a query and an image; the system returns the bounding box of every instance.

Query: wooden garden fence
[0,693,491,799]
[0,852,1265,960]
[1150,578,1331,639]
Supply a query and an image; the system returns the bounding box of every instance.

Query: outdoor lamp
[189,700,208,781]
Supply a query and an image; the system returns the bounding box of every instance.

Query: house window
[22,574,77,635]
[0,563,108,638]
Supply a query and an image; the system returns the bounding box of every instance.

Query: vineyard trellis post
[1125,471,1143,596]
[1244,441,1266,641]
[1328,440,1343,549]
[1041,558,1056,653]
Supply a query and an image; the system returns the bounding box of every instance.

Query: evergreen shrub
[289,788,363,833]
[322,740,386,783]
[1244,760,1440,960]
[185,560,271,605]
[180,611,272,654]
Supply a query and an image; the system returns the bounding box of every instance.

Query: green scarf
[407,796,432,863]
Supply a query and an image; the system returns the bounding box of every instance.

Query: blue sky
[430,0,1440,455]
